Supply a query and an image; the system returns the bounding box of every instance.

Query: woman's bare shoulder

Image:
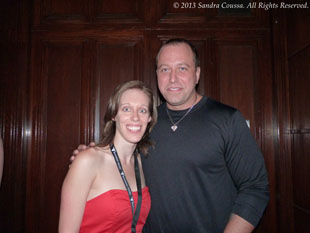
[73,146,110,166]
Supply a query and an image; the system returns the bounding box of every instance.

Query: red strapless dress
[79,187,151,233]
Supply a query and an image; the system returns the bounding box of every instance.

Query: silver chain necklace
[166,103,195,132]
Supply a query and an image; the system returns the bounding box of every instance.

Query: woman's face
[113,88,151,145]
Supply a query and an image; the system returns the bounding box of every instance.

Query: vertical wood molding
[0,0,31,232]
[271,8,294,233]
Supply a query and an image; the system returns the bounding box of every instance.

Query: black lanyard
[110,144,142,233]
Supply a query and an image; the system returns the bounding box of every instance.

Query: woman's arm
[59,150,98,233]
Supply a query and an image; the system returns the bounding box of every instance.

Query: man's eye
[160,68,169,72]
[179,67,187,71]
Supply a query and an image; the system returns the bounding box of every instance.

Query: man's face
[156,43,200,110]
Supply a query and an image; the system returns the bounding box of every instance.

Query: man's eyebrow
[157,64,168,69]
[177,63,190,67]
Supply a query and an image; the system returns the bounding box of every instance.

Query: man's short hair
[156,38,200,68]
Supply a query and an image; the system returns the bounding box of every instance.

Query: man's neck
[166,93,202,111]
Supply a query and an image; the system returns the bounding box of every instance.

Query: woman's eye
[122,107,130,112]
[139,108,148,113]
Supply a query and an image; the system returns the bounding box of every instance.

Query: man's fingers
[78,145,87,151]
[73,150,79,155]
[70,155,76,162]
[89,142,96,147]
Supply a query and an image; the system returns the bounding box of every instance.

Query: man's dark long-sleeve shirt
[142,96,269,233]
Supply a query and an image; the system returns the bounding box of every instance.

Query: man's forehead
[160,42,190,53]
[157,43,194,64]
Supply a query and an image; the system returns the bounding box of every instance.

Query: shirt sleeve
[224,110,270,226]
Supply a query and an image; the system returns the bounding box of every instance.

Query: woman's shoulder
[73,146,110,168]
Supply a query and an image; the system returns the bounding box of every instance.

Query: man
[141,38,269,233]
[73,38,269,233]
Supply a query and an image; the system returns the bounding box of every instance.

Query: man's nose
[169,69,176,83]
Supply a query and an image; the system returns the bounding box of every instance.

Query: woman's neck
[112,139,137,164]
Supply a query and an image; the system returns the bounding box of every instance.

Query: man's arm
[224,111,269,228]
[223,214,254,233]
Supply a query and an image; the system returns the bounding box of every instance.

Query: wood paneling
[27,39,87,233]
[292,133,310,233]
[155,0,269,27]
[32,0,270,28]
[272,5,310,233]
[289,46,310,130]
[95,39,145,141]
[0,0,31,232]
[292,134,310,209]
[0,0,294,233]
[288,36,310,233]
[217,44,256,128]
[287,7,310,57]
[35,0,89,23]
[94,0,144,23]
[271,8,294,233]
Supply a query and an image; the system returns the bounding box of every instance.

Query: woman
[59,80,157,233]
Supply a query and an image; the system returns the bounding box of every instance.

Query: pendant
[171,125,178,132]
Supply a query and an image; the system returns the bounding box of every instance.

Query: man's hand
[70,142,96,166]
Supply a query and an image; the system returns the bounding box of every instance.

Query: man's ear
[195,67,201,84]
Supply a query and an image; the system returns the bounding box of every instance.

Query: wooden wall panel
[288,42,310,233]
[155,0,269,27]
[95,39,144,141]
[44,42,84,230]
[27,40,87,233]
[271,5,310,233]
[0,44,28,232]
[287,7,310,56]
[289,46,310,130]
[34,0,148,25]
[292,133,310,233]
[33,0,271,27]
[35,0,89,23]
[217,44,256,129]
[0,0,31,232]
[94,0,144,23]
[271,8,295,233]
[292,134,310,209]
